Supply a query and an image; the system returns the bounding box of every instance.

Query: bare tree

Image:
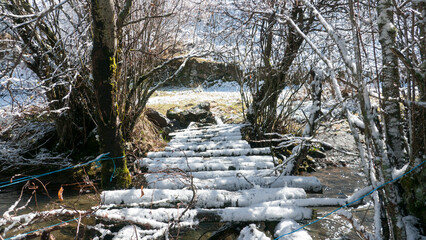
[1,0,94,148]
[90,0,132,189]
[210,0,316,137]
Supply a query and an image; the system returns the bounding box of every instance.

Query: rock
[146,108,170,128]
[166,102,216,128]
[166,107,183,120]
[196,102,210,111]
[308,149,327,158]
[201,116,216,124]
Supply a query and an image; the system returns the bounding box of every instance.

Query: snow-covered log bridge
[99,124,332,239]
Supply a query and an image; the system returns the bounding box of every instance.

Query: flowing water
[0,165,373,240]
[302,166,374,239]
[1,166,372,240]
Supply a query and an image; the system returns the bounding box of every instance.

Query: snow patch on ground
[274,219,312,240]
[238,224,270,240]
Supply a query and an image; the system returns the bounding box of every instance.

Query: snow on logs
[141,155,276,172]
[101,188,307,208]
[148,169,275,180]
[95,206,312,227]
[169,124,246,136]
[97,123,325,235]
[146,147,270,158]
[166,140,251,151]
[145,174,322,193]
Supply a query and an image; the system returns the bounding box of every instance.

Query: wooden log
[171,132,242,140]
[146,175,322,193]
[141,158,274,172]
[146,147,270,158]
[168,135,243,143]
[146,169,276,180]
[94,206,312,226]
[101,188,307,208]
[166,140,251,151]
[169,124,245,136]
[142,155,275,167]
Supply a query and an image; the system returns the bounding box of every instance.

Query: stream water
[0,165,373,239]
[302,166,374,239]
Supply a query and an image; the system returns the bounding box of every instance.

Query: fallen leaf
[58,186,64,201]
[140,185,144,198]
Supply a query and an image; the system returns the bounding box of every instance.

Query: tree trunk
[91,0,131,189]
[377,1,407,238]
[4,0,95,149]
[377,0,406,168]
[247,4,307,135]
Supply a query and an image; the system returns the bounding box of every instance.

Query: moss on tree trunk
[91,0,131,189]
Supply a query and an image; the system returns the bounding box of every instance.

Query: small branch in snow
[337,209,374,240]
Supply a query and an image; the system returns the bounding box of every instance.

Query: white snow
[145,174,322,192]
[218,206,312,222]
[146,147,271,159]
[141,156,274,172]
[94,208,198,229]
[148,169,274,180]
[391,163,409,179]
[402,216,426,240]
[166,140,251,151]
[112,225,167,240]
[274,219,312,240]
[101,188,307,208]
[251,197,347,208]
[142,155,274,168]
[238,224,270,240]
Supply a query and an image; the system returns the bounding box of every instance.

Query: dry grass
[127,112,167,159]
[147,90,245,124]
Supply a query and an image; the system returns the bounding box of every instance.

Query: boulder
[196,102,210,111]
[166,102,216,128]
[145,108,170,128]
[166,107,183,120]
[308,149,327,158]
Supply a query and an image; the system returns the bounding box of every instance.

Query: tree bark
[247,3,308,135]
[3,0,95,149]
[91,0,131,189]
[376,1,406,238]
[377,0,406,168]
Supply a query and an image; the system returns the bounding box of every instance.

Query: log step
[146,147,270,158]
[141,155,275,166]
[141,158,275,172]
[169,124,246,136]
[101,188,307,208]
[146,174,322,193]
[171,132,242,139]
[145,169,276,180]
[166,140,251,151]
[169,134,243,143]
[95,206,312,226]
